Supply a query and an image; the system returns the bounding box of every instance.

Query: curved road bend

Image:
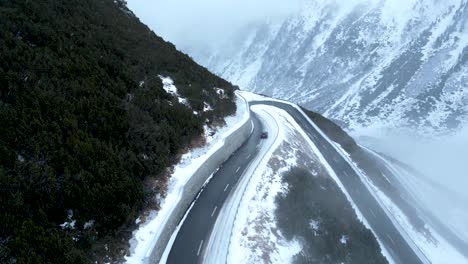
[252,101,423,264]
[167,112,266,264]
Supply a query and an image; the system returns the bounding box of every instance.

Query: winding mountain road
[252,101,424,264]
[166,112,268,264]
[165,100,424,264]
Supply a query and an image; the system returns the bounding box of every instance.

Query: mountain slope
[0,0,236,263]
[197,0,468,133]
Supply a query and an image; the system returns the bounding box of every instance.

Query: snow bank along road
[165,112,268,264]
[251,101,423,264]
[201,106,281,264]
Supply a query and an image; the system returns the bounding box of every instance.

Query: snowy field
[125,91,250,264]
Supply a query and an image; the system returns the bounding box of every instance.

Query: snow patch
[158,76,189,106]
[60,210,76,230]
[310,219,320,234]
[84,220,95,230]
[203,102,213,112]
[340,235,348,245]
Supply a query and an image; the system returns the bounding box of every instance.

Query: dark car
[260,132,268,139]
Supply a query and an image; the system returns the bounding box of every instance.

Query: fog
[356,126,468,201]
[124,0,468,203]
[126,0,468,194]
[125,0,418,53]
[356,125,468,241]
[127,0,468,242]
[126,0,304,51]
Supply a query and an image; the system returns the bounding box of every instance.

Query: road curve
[166,112,267,264]
[165,100,423,264]
[201,106,281,264]
[252,101,423,264]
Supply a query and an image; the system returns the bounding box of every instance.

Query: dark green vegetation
[302,108,429,234]
[0,0,236,263]
[276,167,388,264]
[300,107,357,154]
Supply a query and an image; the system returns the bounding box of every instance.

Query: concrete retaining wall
[147,95,253,264]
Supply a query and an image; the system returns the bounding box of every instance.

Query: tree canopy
[0,0,236,262]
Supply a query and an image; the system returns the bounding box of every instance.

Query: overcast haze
[126,0,468,245]
[127,1,468,200]
[127,0,304,50]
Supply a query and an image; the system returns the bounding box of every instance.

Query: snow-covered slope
[195,0,468,133]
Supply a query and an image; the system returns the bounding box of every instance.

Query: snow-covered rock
[192,0,468,134]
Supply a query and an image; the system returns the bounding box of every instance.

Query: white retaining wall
[147,95,253,264]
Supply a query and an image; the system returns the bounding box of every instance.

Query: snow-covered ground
[125,91,250,264]
[204,102,392,263]
[227,105,301,264]
[331,144,468,263]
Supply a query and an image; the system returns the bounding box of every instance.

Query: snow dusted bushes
[276,167,388,264]
[301,108,428,233]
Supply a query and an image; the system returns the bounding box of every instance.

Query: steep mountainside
[0,0,235,263]
[197,0,468,133]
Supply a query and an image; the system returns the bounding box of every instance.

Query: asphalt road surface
[166,101,423,264]
[252,101,423,264]
[166,112,265,264]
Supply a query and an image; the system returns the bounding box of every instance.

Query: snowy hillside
[194,0,468,133]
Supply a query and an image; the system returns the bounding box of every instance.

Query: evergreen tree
[0,0,236,262]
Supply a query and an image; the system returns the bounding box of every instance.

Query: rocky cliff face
[196,0,468,133]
